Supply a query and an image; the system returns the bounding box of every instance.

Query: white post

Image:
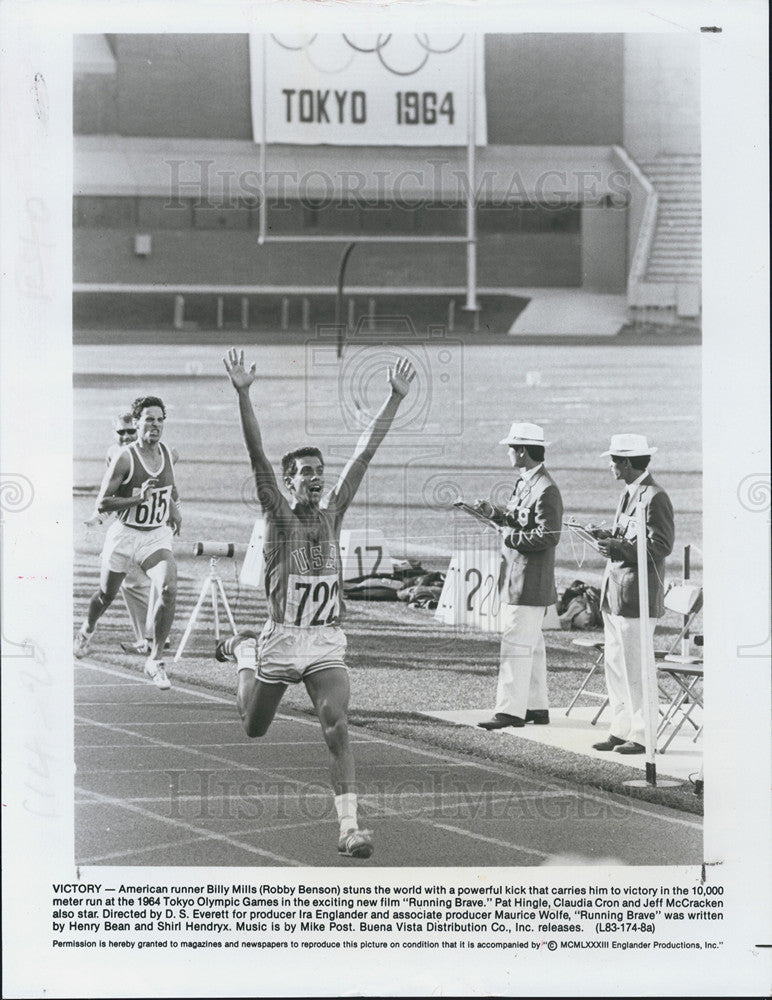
[681,543,691,657]
[464,35,478,313]
[173,294,185,329]
[258,33,267,245]
[211,575,221,639]
[636,504,658,784]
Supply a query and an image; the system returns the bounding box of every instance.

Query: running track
[74,661,702,868]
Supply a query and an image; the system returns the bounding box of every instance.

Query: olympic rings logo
[270,33,465,77]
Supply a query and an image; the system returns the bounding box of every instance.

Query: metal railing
[612,146,659,305]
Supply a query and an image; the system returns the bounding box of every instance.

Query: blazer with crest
[600,473,675,618]
[494,467,563,607]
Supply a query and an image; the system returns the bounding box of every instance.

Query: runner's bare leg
[237,675,288,737]
[142,550,177,660]
[305,667,355,793]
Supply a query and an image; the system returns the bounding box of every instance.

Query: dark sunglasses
[117,429,136,437]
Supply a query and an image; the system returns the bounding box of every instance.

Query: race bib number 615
[127,485,173,528]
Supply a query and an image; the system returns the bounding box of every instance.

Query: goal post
[255,33,479,314]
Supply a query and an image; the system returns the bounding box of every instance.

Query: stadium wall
[484,34,624,145]
[622,34,700,159]
[72,33,699,309]
[581,201,627,292]
[75,34,626,144]
[73,229,582,290]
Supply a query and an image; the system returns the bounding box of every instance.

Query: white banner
[250,33,487,146]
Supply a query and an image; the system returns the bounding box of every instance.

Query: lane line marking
[76,834,217,866]
[77,741,349,750]
[75,787,305,866]
[75,790,572,806]
[357,797,550,861]
[76,659,703,830]
[74,760,501,773]
[75,713,341,793]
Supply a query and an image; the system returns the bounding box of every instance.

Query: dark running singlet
[116,442,176,531]
[263,494,342,626]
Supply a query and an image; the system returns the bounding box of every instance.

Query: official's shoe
[525,709,550,725]
[144,658,171,690]
[477,713,525,730]
[73,626,94,659]
[215,630,260,663]
[338,828,374,859]
[592,735,626,751]
[614,741,645,755]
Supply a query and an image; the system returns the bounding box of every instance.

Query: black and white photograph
[1,1,769,997]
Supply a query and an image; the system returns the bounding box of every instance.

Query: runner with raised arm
[218,348,415,858]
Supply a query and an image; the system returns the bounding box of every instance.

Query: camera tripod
[174,556,238,662]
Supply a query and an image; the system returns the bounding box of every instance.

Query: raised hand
[387,357,416,399]
[139,477,158,500]
[223,347,257,391]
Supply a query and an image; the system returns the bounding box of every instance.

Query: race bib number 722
[286,574,340,627]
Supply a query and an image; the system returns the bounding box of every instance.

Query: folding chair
[567,583,704,745]
[655,584,703,752]
[566,636,609,724]
[657,583,703,657]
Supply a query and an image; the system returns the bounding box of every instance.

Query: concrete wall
[485,34,624,144]
[111,34,253,139]
[623,34,701,159]
[624,166,648,274]
[581,201,627,292]
[75,33,698,158]
[73,229,581,288]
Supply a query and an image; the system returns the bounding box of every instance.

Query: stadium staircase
[632,153,702,322]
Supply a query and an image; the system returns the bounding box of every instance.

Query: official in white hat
[600,433,658,458]
[588,433,674,755]
[498,422,552,448]
[473,422,563,730]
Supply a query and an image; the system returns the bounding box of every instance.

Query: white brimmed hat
[602,433,657,457]
[499,422,551,447]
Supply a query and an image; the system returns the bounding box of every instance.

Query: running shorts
[256,619,348,685]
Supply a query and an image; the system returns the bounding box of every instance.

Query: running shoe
[120,640,152,655]
[144,658,171,690]
[338,828,374,859]
[215,630,260,663]
[121,638,171,655]
[73,626,94,659]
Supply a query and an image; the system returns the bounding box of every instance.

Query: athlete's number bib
[126,485,173,528]
[287,574,340,627]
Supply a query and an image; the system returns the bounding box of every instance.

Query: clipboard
[453,501,502,531]
[563,518,603,552]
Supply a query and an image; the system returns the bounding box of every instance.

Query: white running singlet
[116,442,176,531]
